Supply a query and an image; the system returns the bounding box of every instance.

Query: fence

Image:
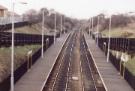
[97,37,135,54]
[109,52,135,90]
[0,21,28,31]
[0,35,54,91]
[0,32,54,47]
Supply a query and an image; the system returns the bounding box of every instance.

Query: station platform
[84,33,134,91]
[14,33,70,91]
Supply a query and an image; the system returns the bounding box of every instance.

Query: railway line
[80,32,97,91]
[80,32,105,91]
[42,30,105,91]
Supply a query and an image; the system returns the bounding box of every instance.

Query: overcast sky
[0,0,135,19]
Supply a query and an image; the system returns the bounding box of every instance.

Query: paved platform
[84,33,134,91]
[14,33,70,91]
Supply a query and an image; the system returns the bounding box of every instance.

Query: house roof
[0,5,8,10]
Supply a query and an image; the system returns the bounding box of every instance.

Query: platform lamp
[60,15,63,37]
[92,17,94,32]
[11,1,27,91]
[89,18,91,36]
[41,8,51,58]
[54,11,56,44]
[107,15,112,62]
[41,9,45,58]
[49,9,57,44]
[96,15,100,46]
[63,16,65,33]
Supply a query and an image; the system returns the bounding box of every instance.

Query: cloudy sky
[0,0,135,19]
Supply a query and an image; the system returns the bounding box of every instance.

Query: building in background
[0,5,8,17]
[0,5,23,24]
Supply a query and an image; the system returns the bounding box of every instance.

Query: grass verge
[0,45,41,82]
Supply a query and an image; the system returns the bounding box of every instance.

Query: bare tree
[24,9,39,25]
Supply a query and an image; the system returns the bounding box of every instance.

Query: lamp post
[91,17,94,38]
[89,18,91,36]
[63,16,65,34]
[41,9,45,58]
[48,9,56,44]
[54,12,56,44]
[60,15,63,37]
[91,17,93,31]
[96,16,100,46]
[11,1,27,91]
[11,2,15,91]
[107,15,112,62]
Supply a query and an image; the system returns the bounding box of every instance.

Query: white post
[54,12,56,44]
[91,17,94,38]
[41,10,45,58]
[107,15,111,62]
[11,1,15,91]
[63,16,65,34]
[92,17,93,31]
[11,2,27,91]
[89,18,91,36]
[97,16,99,46]
[61,15,63,37]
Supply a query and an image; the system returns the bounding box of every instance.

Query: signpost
[27,50,33,71]
[120,53,129,78]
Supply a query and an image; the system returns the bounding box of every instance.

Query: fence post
[120,60,122,75]
[46,38,49,49]
[27,50,32,71]
[123,62,126,78]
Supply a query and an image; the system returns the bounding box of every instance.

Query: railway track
[80,31,105,91]
[43,31,75,91]
[42,30,105,91]
[80,32,97,91]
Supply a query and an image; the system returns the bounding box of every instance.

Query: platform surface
[84,33,134,91]
[14,33,70,91]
